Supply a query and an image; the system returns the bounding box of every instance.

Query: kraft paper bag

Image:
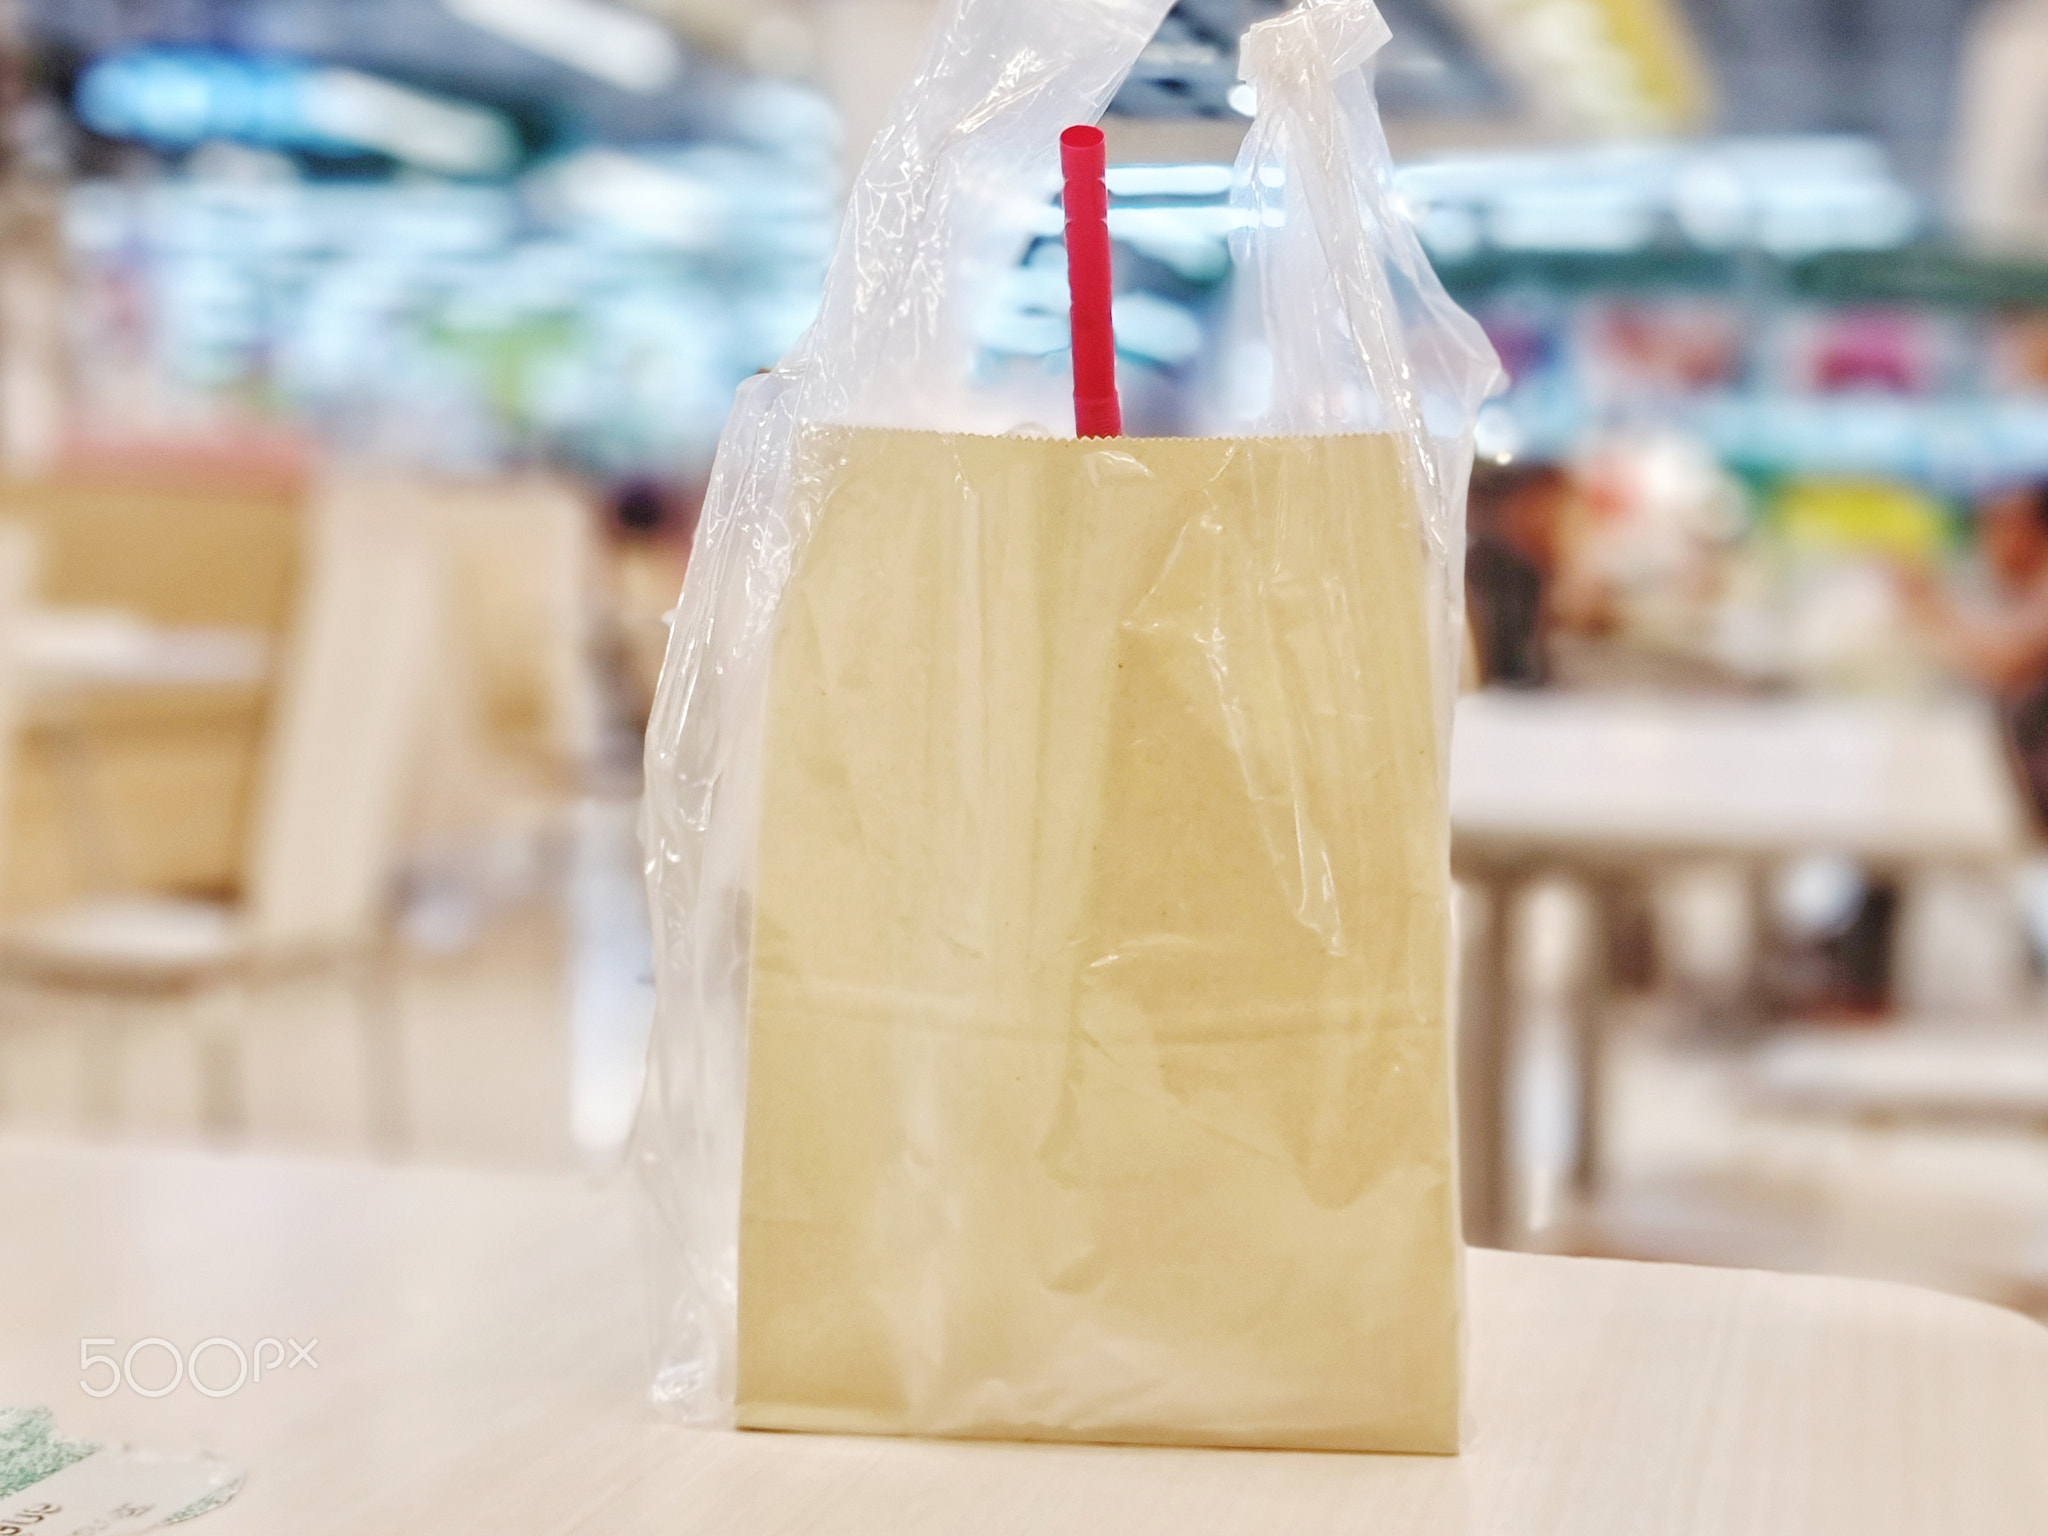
[736,426,1462,1452]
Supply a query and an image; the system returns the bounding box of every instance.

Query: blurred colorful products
[1773,477,1952,561]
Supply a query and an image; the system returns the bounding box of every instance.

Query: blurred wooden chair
[379,473,600,930]
[306,474,594,808]
[437,477,594,780]
[0,462,300,910]
[0,489,438,1145]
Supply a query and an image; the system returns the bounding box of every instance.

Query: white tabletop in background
[15,610,269,695]
[0,1137,2042,1535]
[1450,690,2031,865]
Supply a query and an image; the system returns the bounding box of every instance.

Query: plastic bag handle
[798,0,1175,421]
[1239,0,1436,496]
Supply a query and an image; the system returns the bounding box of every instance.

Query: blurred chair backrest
[381,473,597,856]
[0,522,37,885]
[240,484,437,956]
[0,471,300,635]
[426,476,595,774]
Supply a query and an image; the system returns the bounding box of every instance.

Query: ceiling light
[302,70,518,175]
[74,50,518,176]
[445,0,683,93]
[1104,163,1233,198]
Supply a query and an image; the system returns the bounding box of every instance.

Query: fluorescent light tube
[445,0,682,93]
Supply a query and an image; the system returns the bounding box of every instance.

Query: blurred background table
[0,1137,2042,1535]
[15,611,272,900]
[1448,690,2033,1245]
[1451,691,2027,866]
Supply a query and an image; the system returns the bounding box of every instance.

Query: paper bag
[735,426,1461,1452]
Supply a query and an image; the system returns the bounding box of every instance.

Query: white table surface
[0,1137,2044,1535]
[15,610,269,694]
[1449,690,2031,865]
[1750,1023,2048,1120]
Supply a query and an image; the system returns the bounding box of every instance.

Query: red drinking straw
[1060,124,1121,438]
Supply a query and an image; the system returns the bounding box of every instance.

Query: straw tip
[1059,124,1105,150]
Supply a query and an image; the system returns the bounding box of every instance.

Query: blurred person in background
[1464,461,1610,688]
[1898,482,2048,827]
[601,477,699,722]
[1465,462,1564,688]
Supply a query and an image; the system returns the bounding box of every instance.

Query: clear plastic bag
[638,0,1501,1443]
